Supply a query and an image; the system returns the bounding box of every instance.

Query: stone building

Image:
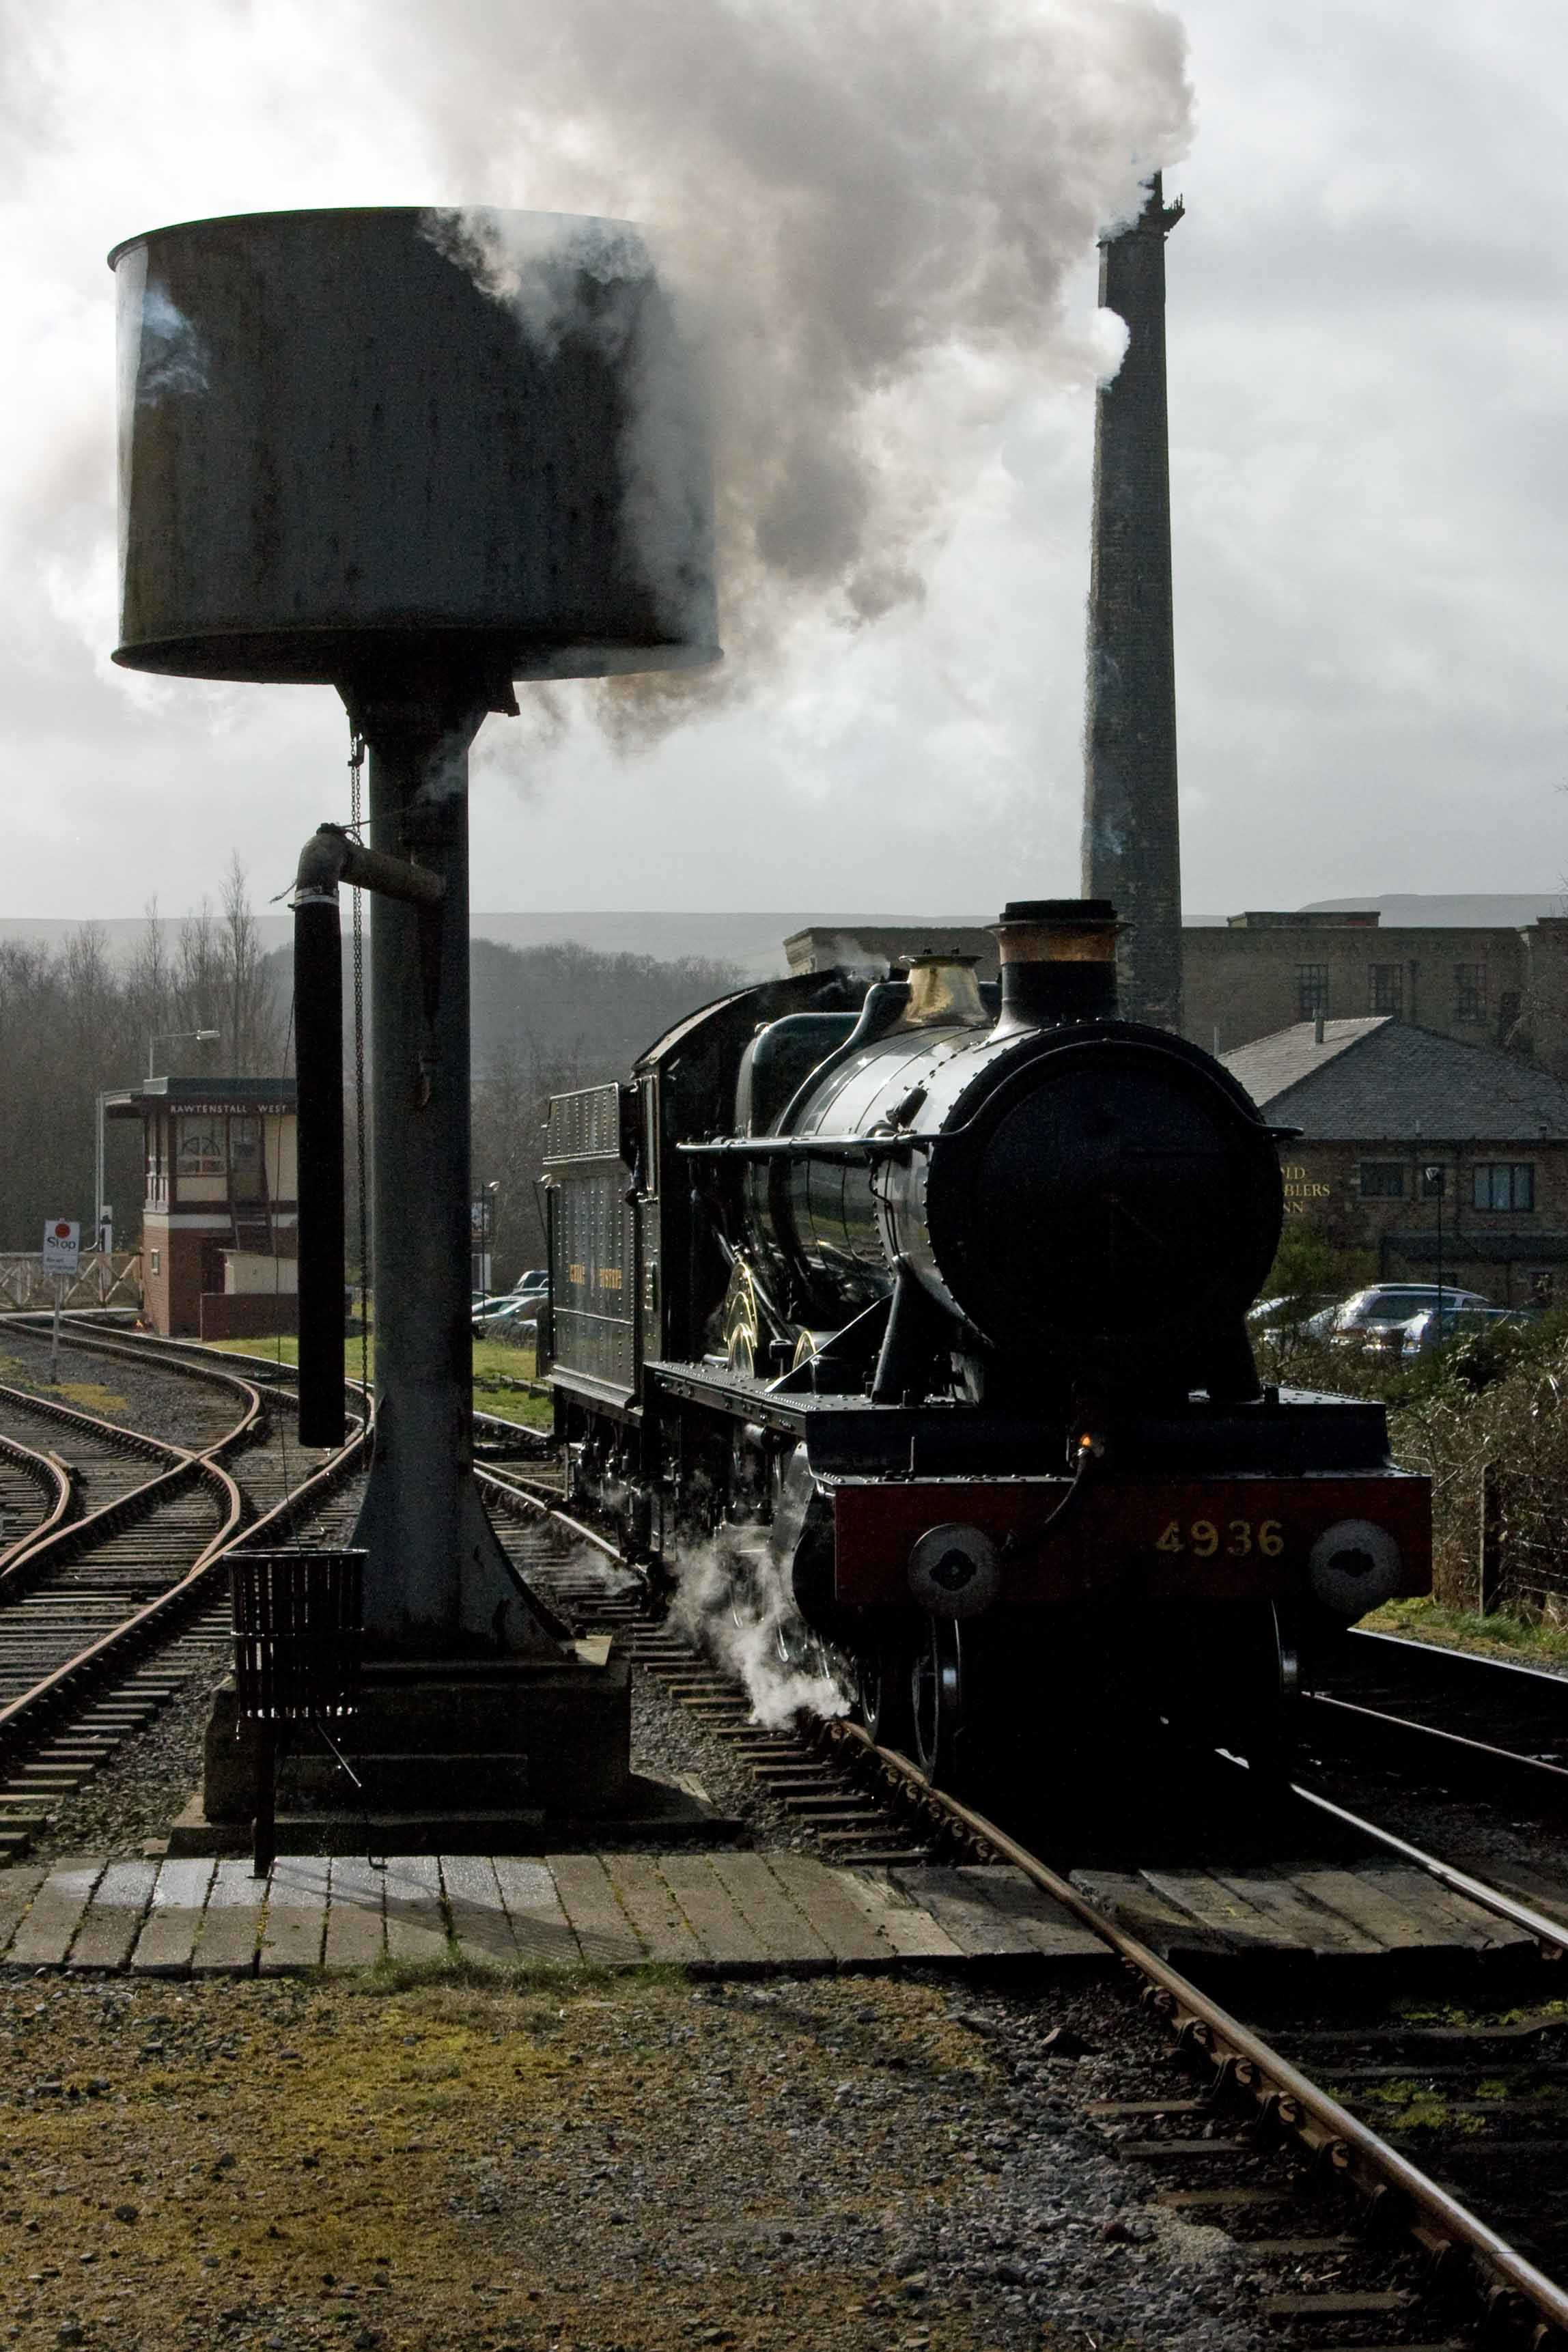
[1186,910,1568,1073]
[1220,1018,1568,1304]
[781,908,1568,1085]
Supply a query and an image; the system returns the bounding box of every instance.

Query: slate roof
[1222,1018,1568,1142]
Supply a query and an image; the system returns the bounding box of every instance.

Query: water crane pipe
[292,826,445,1447]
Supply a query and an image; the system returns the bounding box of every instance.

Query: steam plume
[386,0,1192,727]
[671,1524,849,1731]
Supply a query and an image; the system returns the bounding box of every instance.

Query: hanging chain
[348,727,371,1407]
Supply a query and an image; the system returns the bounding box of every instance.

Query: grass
[203,1328,552,1431]
[0,1347,128,1416]
[1362,1593,1568,1668]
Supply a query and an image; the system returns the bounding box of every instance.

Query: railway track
[1307,1624,1568,1815]
[8,1350,1567,2340]
[471,1423,1568,2350]
[0,1317,369,1862]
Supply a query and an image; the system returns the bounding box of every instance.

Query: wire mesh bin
[230,1548,365,1723]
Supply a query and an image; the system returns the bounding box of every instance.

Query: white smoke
[421,206,714,659]
[670,1521,849,1731]
[384,0,1192,727]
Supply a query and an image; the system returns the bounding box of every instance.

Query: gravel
[0,1324,242,1453]
[0,1966,1276,2352]
[629,1673,817,1853]
[29,1652,232,1866]
[20,1612,865,1867]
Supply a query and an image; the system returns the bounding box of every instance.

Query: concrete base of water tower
[191,1644,634,1854]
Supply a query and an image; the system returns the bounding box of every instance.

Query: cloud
[0,0,1563,931]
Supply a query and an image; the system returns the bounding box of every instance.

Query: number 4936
[1155,1517,1284,1559]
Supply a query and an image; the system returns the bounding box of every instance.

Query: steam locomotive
[538,899,1430,1789]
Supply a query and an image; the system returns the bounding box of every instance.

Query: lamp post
[1424,1162,1446,1325]
[145,1026,220,1082]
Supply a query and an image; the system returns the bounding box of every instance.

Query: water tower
[111,206,717,1838]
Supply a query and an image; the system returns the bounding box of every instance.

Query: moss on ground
[0,1349,128,1418]
[0,1971,1028,2352]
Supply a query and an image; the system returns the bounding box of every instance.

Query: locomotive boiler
[540,899,1431,1789]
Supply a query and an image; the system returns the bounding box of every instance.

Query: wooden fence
[0,1252,142,1313]
[1477,1458,1568,1625]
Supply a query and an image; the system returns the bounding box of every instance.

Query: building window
[1472,1162,1535,1212]
[1455,963,1487,1023]
[176,1117,225,1176]
[150,1249,160,1276]
[1367,964,1403,1016]
[1359,1162,1406,1199]
[230,1116,263,1192]
[1298,964,1329,1018]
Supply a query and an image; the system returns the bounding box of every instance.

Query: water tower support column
[346,675,561,1657]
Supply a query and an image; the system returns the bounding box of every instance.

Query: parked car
[472,1269,549,1338]
[1317,1283,1493,1354]
[1400,1303,1537,1358]
[1247,1291,1339,1334]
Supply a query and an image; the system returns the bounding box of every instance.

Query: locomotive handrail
[679,1134,914,1163]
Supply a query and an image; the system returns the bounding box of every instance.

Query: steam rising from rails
[671,1524,848,1731]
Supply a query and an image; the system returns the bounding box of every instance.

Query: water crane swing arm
[292,822,446,910]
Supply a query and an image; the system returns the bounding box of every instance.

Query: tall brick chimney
[1081,173,1184,1031]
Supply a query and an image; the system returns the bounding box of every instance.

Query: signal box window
[1367,964,1403,1016]
[1455,964,1487,1023]
[1472,1163,1535,1212]
[230,1115,263,1192]
[1298,964,1328,1018]
[176,1117,225,1176]
[1359,1162,1406,1199]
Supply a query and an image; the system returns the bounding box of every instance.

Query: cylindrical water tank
[110,207,718,685]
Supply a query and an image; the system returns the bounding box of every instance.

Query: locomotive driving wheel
[910,1616,966,1788]
[855,1637,914,1752]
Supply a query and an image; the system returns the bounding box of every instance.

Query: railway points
[0,1318,369,1865]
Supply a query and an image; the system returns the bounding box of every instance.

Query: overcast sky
[1,0,1564,926]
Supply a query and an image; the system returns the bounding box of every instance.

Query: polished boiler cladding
[110,206,716,686]
[542,898,1431,1796]
[745,964,1282,1399]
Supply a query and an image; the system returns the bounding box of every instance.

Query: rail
[831,1718,1568,2345]
[0,1430,73,1569]
[481,1448,1568,2348]
[0,1321,372,1768]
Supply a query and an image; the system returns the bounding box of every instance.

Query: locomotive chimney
[1081,173,1184,1034]
[992,899,1119,1030]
